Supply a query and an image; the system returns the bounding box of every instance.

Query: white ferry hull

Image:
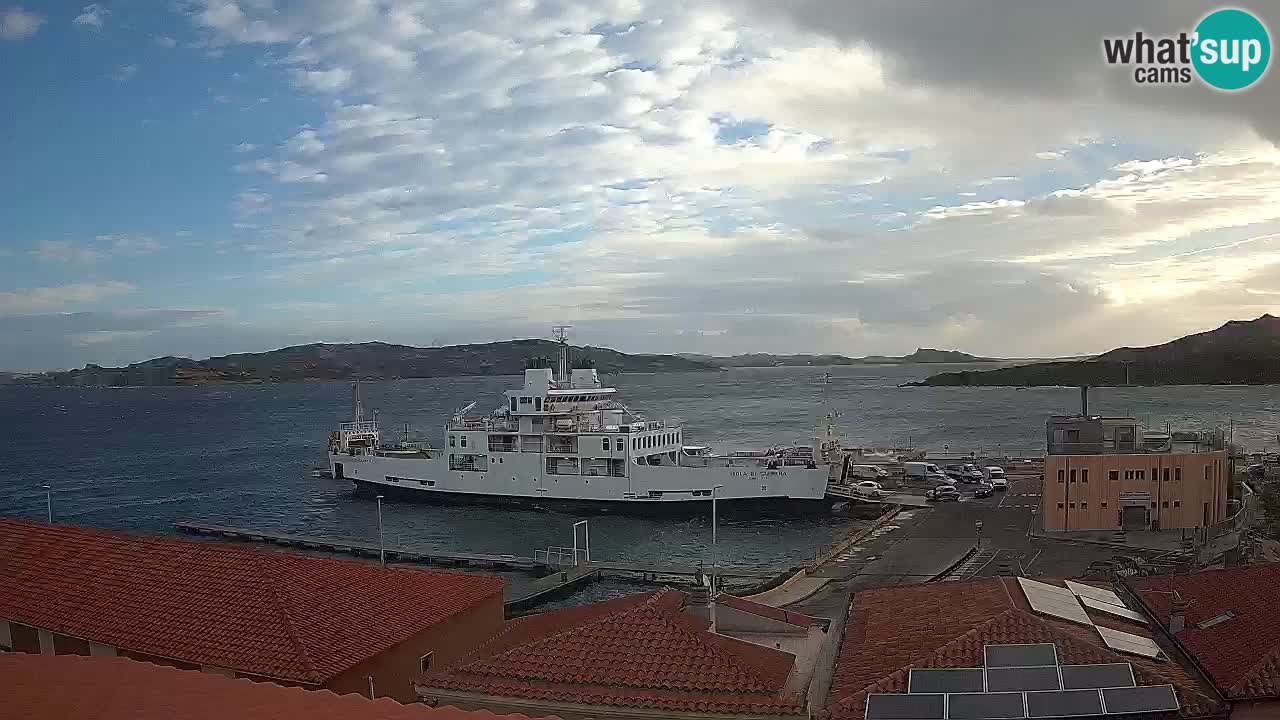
[329,452,835,513]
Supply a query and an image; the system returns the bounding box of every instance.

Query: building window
[1057,503,1065,509]
[1109,470,1119,481]
[1162,501,1169,508]
[419,652,434,673]
[1081,502,1088,510]
[1163,468,1170,482]
[1204,466,1210,481]
[1070,469,1077,483]
[1081,469,1088,483]
[602,438,609,452]
[1058,469,1065,483]
[1174,501,1181,508]
[1175,467,1182,482]
[1101,502,1108,509]
[1151,502,1158,508]
[449,436,455,447]
[1069,503,1076,509]
[1124,470,1132,480]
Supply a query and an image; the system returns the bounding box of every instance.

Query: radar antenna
[452,400,477,419]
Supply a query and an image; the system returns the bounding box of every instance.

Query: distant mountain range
[909,315,1280,387]
[680,348,1001,367]
[13,340,717,387]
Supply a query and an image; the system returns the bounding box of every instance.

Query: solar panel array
[1015,578,1165,660]
[865,644,1179,720]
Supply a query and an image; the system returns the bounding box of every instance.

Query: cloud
[111,64,138,82]
[233,189,271,217]
[289,67,351,92]
[154,34,177,48]
[0,281,135,316]
[72,3,108,31]
[32,240,101,264]
[0,6,43,40]
[233,142,258,152]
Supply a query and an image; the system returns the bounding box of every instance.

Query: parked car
[984,466,1007,482]
[943,465,969,482]
[973,483,994,498]
[853,480,884,498]
[848,464,891,482]
[961,463,985,482]
[927,485,961,502]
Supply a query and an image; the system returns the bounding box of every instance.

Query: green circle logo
[1193,8,1271,91]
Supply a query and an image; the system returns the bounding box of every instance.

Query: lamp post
[42,484,52,524]
[709,484,725,632]
[376,495,386,567]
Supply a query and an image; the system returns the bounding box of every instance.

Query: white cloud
[0,6,43,40]
[0,281,135,315]
[233,142,258,152]
[29,235,162,264]
[289,67,351,92]
[72,3,108,31]
[154,35,177,48]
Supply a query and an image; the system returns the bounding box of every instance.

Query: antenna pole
[552,325,573,381]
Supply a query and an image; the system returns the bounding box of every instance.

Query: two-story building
[1043,412,1230,532]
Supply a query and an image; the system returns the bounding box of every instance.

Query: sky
[2,1,1279,371]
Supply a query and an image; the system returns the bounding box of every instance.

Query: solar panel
[986,667,1062,693]
[1096,626,1164,660]
[1018,577,1076,600]
[945,692,1026,720]
[1064,580,1125,607]
[1059,663,1136,690]
[1100,685,1180,714]
[1080,596,1148,624]
[1022,588,1093,626]
[909,669,986,694]
[865,693,945,720]
[1025,689,1105,718]
[985,644,1059,668]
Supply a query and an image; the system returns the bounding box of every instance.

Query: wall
[1043,451,1229,531]
[1232,699,1280,719]
[326,591,504,703]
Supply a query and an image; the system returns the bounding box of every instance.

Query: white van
[905,462,948,481]
[848,464,891,482]
[984,466,1008,490]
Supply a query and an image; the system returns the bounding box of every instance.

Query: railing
[534,546,587,568]
[340,421,380,433]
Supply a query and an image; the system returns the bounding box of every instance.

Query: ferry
[326,336,845,513]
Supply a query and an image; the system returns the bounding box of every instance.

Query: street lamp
[42,485,52,524]
[376,495,386,567]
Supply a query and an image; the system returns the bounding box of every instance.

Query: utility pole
[376,495,386,567]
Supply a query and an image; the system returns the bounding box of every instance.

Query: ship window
[602,438,609,452]
[632,438,637,450]
[460,436,467,448]
[510,397,517,412]
[449,436,456,447]
[615,438,623,451]
[535,397,542,412]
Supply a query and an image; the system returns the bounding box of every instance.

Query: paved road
[788,474,1158,618]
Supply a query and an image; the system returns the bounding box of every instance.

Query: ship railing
[340,421,380,433]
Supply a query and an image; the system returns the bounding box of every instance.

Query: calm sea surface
[4,365,1277,578]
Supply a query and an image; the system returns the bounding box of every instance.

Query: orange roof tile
[0,519,504,683]
[1135,562,1280,700]
[2,653,554,720]
[421,589,805,716]
[827,577,1223,720]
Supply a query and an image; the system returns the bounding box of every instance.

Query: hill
[682,348,1000,367]
[18,340,717,387]
[908,315,1280,387]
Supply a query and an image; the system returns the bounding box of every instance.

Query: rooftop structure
[3,653,555,720]
[826,577,1223,719]
[418,588,828,719]
[1134,563,1280,704]
[0,519,505,701]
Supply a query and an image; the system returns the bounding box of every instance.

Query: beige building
[1042,414,1230,531]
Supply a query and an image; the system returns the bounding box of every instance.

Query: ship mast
[352,379,366,422]
[553,325,573,382]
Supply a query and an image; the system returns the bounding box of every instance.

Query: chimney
[1080,385,1089,417]
[1169,591,1186,634]
[686,586,711,628]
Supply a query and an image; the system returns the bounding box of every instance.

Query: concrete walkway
[1029,528,1193,553]
[743,573,832,607]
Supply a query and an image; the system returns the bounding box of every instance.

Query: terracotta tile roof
[3,653,555,720]
[718,594,823,627]
[1134,562,1280,700]
[827,577,1223,720]
[0,519,504,684]
[421,589,805,716]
